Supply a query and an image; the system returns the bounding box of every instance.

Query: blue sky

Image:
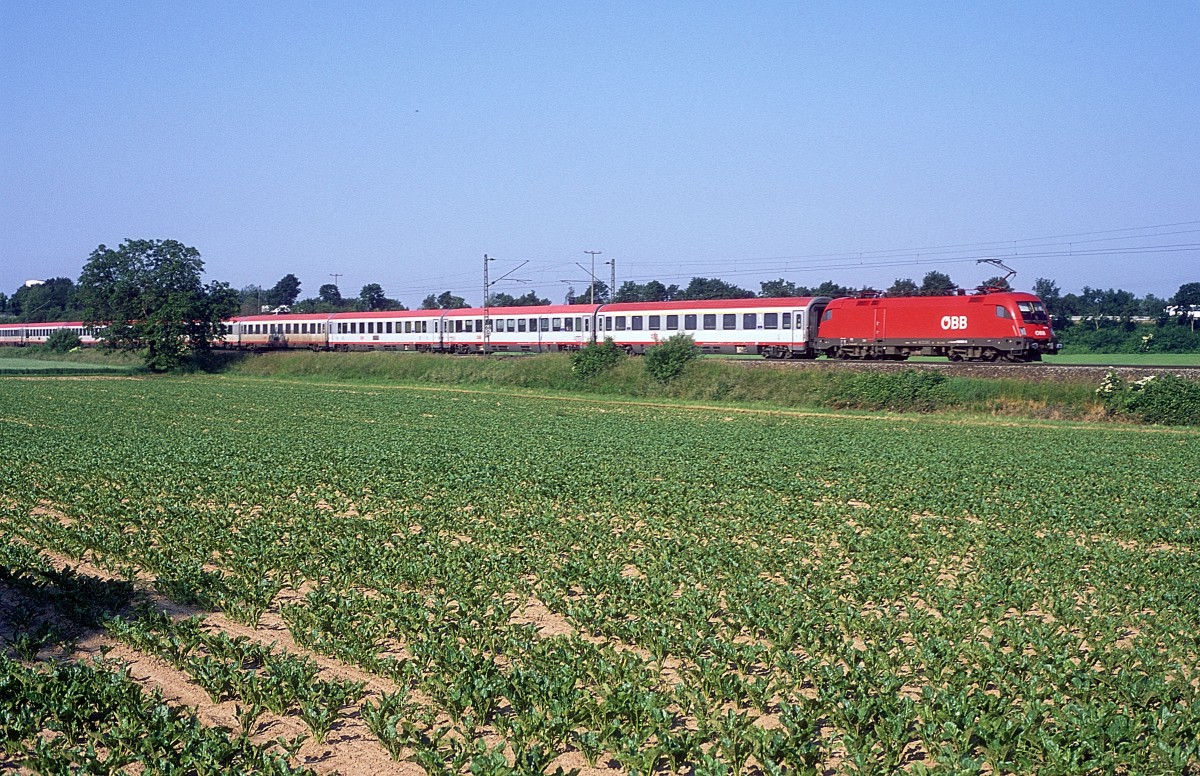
[2,1,1197,305]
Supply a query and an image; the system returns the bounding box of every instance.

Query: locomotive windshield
[1017,301,1049,324]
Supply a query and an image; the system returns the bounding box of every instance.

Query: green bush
[1059,321,1200,354]
[570,338,625,380]
[1097,371,1200,426]
[44,328,82,353]
[827,369,955,412]
[643,334,699,383]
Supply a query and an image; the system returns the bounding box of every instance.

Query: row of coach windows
[15,327,89,337]
[334,321,432,334]
[600,312,792,331]
[245,323,326,335]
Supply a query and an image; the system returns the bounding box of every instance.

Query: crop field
[1,375,1198,774]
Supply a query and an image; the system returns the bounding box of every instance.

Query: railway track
[730,358,1200,382]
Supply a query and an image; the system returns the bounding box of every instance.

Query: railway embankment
[222,350,1200,426]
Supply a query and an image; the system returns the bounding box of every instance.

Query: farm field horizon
[1,375,1198,774]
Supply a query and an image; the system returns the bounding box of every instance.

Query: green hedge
[1097,371,1200,425]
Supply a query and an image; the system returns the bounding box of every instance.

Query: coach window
[743,313,757,330]
[722,314,736,330]
[764,312,778,329]
[528,318,537,332]
[357,322,364,334]
[683,314,696,330]
[615,316,626,331]
[666,314,679,330]
[552,317,562,331]
[632,315,643,331]
[563,318,573,332]
[504,318,514,331]
[540,318,550,332]
[703,314,717,330]
[575,317,583,331]
[782,313,792,329]
[648,315,661,330]
[517,318,527,332]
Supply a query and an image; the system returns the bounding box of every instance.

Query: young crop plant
[2,376,1199,772]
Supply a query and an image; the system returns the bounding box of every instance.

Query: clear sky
[2,1,1197,305]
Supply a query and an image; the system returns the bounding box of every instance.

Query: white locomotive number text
[940,315,968,330]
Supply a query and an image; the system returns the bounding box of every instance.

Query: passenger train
[0,291,1058,362]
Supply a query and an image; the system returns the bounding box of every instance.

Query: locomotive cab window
[995,306,1012,319]
[1016,301,1049,323]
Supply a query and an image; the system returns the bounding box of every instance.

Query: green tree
[44,328,82,352]
[319,284,343,306]
[813,280,856,298]
[359,283,388,311]
[422,291,467,309]
[77,239,238,371]
[612,281,645,302]
[566,282,610,304]
[1170,282,1200,307]
[486,289,548,306]
[11,277,78,321]
[887,278,919,296]
[918,271,957,296]
[760,278,807,297]
[678,277,755,300]
[644,334,699,383]
[238,284,265,315]
[266,274,301,307]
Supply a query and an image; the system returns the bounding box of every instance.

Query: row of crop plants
[1,376,1198,773]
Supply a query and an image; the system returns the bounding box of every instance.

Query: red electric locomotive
[814,291,1058,362]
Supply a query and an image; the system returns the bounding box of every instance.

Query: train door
[791,309,805,350]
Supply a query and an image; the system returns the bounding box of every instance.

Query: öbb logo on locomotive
[0,291,1059,363]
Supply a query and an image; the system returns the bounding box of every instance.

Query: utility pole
[483,254,492,353]
[584,251,602,303]
[606,257,616,301]
[483,255,529,354]
[329,273,342,289]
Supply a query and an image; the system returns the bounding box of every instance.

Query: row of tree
[7,263,1198,326]
[5,240,1199,371]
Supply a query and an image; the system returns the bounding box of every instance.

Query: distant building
[1165,305,1200,319]
[23,279,45,287]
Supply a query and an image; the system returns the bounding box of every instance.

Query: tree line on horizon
[3,241,1198,330]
